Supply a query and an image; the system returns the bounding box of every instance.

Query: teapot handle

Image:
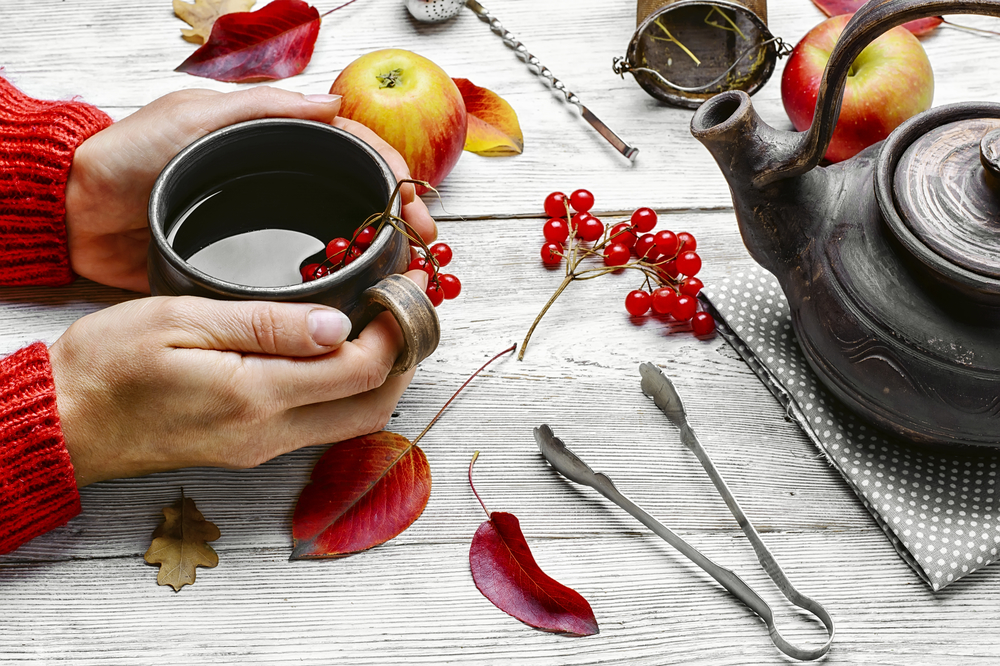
[766,0,1000,186]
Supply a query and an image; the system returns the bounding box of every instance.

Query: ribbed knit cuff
[0,77,113,286]
[0,342,79,554]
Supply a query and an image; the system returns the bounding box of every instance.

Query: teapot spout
[691,91,831,274]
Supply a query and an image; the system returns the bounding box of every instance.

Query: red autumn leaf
[810,0,942,35]
[468,454,598,636]
[452,78,523,156]
[290,431,431,559]
[175,0,321,83]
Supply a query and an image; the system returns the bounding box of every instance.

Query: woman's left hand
[64,87,436,292]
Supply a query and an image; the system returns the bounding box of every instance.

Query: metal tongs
[533,363,835,661]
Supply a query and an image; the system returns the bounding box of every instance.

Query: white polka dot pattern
[706,266,1000,591]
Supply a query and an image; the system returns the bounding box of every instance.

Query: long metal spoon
[405,0,638,161]
[533,364,835,661]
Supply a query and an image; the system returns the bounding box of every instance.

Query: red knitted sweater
[0,77,112,554]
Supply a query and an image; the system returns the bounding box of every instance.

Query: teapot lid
[892,115,1000,280]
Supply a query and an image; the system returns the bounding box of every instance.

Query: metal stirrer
[405,0,638,161]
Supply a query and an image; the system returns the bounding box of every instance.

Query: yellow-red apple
[330,49,467,191]
[781,14,934,163]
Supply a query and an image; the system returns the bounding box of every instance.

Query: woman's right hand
[48,270,429,488]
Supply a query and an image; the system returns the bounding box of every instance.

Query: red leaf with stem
[468,453,599,636]
[175,0,321,83]
[810,0,942,35]
[291,345,517,559]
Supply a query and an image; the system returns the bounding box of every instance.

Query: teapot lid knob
[981,128,1000,185]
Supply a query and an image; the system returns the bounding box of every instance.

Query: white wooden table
[3,0,1000,663]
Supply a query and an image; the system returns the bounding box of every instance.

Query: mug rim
[148,117,402,299]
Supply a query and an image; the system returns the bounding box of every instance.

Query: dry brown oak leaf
[174,0,256,43]
[144,496,221,591]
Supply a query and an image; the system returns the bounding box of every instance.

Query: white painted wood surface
[3,0,1000,663]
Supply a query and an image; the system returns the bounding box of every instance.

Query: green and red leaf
[810,0,942,35]
[291,431,431,559]
[175,0,321,82]
[453,78,523,156]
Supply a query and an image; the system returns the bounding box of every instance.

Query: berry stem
[411,344,517,447]
[518,273,575,361]
[468,451,491,518]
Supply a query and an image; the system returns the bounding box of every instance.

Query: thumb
[164,297,353,357]
[198,86,342,131]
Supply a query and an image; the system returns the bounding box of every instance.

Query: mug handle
[353,274,441,376]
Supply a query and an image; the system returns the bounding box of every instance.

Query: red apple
[330,49,467,191]
[781,14,934,163]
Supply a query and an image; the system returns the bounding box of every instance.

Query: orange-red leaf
[470,511,599,636]
[290,432,431,559]
[453,78,523,156]
[175,0,321,83]
[810,0,942,35]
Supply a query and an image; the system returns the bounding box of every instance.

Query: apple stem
[942,18,1000,38]
[410,344,517,448]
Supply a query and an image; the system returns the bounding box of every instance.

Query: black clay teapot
[691,0,1000,447]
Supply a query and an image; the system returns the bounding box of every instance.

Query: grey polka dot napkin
[705,265,1000,591]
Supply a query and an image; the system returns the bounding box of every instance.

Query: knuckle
[249,304,287,355]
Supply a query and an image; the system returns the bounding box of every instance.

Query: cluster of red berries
[407,241,460,307]
[300,224,459,308]
[540,189,715,337]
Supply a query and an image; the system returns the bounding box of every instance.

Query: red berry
[541,242,563,265]
[354,226,376,248]
[654,230,678,257]
[577,216,604,242]
[543,218,570,243]
[680,276,704,297]
[570,211,592,232]
[439,273,461,299]
[603,242,631,267]
[651,287,678,315]
[301,263,328,282]
[426,279,445,307]
[676,250,702,276]
[658,260,679,279]
[677,231,697,251]
[625,289,651,316]
[344,246,363,265]
[569,189,595,213]
[673,294,698,321]
[634,233,659,260]
[326,237,350,262]
[544,192,569,219]
[692,311,716,336]
[609,223,637,249]
[408,256,435,275]
[430,242,453,267]
[631,207,657,233]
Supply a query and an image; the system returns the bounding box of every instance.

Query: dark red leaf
[470,511,599,636]
[175,0,321,83]
[290,432,431,559]
[810,0,942,35]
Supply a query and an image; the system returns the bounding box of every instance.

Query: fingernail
[308,308,352,346]
[412,270,429,289]
[304,93,342,104]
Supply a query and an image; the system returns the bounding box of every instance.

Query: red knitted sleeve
[0,77,113,285]
[0,342,79,554]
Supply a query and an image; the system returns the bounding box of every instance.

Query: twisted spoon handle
[465,0,638,161]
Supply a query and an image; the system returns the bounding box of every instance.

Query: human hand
[48,269,429,488]
[65,87,436,292]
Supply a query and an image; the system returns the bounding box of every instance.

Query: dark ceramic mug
[147,118,440,375]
